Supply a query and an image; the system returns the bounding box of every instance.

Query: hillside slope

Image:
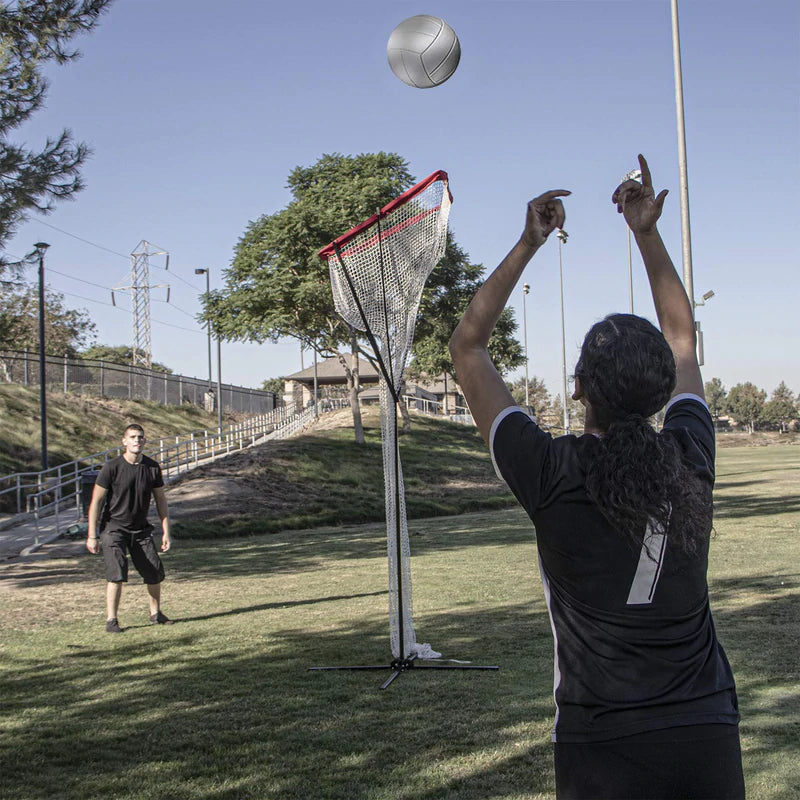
[0,384,235,475]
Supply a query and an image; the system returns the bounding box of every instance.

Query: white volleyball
[387,15,461,89]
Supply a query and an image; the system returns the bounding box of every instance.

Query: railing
[0,401,351,534]
[404,395,474,425]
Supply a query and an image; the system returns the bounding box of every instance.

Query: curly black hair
[574,314,711,556]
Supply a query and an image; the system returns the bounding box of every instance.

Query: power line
[32,219,130,260]
[29,219,209,292]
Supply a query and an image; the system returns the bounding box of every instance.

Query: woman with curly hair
[449,155,744,799]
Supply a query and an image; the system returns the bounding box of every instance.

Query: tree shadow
[0,601,558,800]
[713,492,800,519]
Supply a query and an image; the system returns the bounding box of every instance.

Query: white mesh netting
[320,172,451,660]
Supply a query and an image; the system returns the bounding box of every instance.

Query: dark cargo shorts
[101,528,165,584]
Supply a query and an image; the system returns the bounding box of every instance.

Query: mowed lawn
[0,445,797,800]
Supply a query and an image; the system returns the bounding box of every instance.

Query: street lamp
[556,229,569,435]
[194,268,213,392]
[34,242,50,471]
[620,168,642,313]
[693,290,714,367]
[522,283,530,408]
[194,267,223,432]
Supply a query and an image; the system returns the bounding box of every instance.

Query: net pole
[375,209,406,661]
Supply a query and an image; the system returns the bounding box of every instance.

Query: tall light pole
[194,267,222,431]
[522,283,530,408]
[621,168,642,313]
[34,242,50,471]
[194,268,213,391]
[671,0,695,315]
[557,229,570,435]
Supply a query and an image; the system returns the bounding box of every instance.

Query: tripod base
[309,654,499,690]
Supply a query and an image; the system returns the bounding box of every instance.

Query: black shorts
[101,528,165,585]
[553,724,745,800]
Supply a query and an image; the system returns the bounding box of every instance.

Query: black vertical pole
[35,243,50,471]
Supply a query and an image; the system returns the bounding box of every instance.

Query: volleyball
[387,15,461,89]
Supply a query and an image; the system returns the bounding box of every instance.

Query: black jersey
[96,454,164,534]
[490,395,739,742]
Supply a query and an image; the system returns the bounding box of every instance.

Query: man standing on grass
[86,423,173,632]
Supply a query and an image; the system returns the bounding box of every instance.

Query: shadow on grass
[169,510,534,582]
[2,567,797,799]
[713,491,800,519]
[0,602,556,800]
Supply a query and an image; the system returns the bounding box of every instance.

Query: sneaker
[106,618,123,633]
[149,611,174,625]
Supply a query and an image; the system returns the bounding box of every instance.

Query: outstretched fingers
[638,153,652,188]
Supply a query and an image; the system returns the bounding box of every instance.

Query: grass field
[1,444,798,799]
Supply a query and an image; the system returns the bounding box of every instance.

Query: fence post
[164,372,168,405]
[24,348,29,385]
[100,359,105,397]
[128,365,132,399]
[63,353,68,393]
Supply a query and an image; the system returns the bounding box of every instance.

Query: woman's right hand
[612,154,668,234]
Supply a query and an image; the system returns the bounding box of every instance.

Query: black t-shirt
[490,395,739,742]
[96,455,164,534]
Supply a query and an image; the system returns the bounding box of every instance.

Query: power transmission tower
[112,240,170,369]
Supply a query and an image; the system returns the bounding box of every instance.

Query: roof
[285,354,380,385]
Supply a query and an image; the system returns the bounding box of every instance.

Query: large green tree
[506,375,550,419]
[206,152,523,442]
[0,281,95,356]
[80,344,172,374]
[761,382,797,433]
[726,382,766,434]
[0,0,112,271]
[704,377,727,424]
[409,235,523,381]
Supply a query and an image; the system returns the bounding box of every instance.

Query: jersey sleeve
[663,394,715,482]
[95,460,114,490]
[489,406,555,516]
[151,461,164,489]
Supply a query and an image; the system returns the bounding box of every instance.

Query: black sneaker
[149,611,174,625]
[106,618,123,633]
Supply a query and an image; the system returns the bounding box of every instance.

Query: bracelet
[88,535,98,539]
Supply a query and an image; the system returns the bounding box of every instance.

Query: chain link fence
[0,350,277,415]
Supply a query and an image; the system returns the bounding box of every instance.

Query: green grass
[0,445,798,799]
[169,408,516,538]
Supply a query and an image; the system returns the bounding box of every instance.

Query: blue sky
[5,0,798,401]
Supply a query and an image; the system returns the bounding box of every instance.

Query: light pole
[194,269,213,392]
[557,229,569,435]
[522,283,530,408]
[671,0,695,315]
[621,168,642,313]
[34,242,50,471]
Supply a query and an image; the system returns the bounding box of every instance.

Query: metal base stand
[310,654,498,690]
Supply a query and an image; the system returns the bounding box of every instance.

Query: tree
[506,375,550,419]
[80,344,172,374]
[0,282,95,356]
[762,382,798,433]
[409,234,524,381]
[726,382,766,434]
[205,152,415,443]
[0,0,113,271]
[205,152,523,442]
[546,393,586,434]
[704,377,727,424]
[261,376,285,396]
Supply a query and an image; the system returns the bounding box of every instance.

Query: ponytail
[576,314,712,555]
